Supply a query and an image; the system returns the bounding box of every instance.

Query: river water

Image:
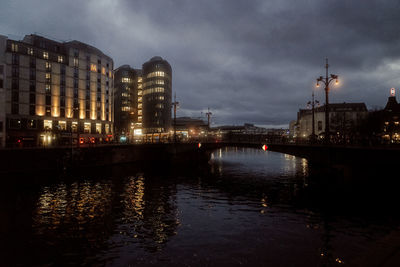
[1,148,400,266]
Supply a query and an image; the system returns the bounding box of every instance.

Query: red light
[262,144,268,151]
[198,143,202,148]
[17,139,21,143]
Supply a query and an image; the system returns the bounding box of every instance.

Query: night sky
[1,0,400,128]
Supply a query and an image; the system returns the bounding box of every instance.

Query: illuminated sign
[198,143,202,148]
[262,144,268,151]
[391,87,396,96]
[90,64,97,72]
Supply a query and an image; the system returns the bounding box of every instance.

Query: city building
[297,102,368,141]
[113,66,144,142]
[174,117,208,140]
[142,56,172,134]
[0,36,6,147]
[0,34,114,147]
[114,65,136,142]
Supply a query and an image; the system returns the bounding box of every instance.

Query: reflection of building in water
[120,175,179,249]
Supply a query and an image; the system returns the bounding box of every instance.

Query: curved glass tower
[142,56,172,133]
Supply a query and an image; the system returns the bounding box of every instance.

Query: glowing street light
[316,58,339,143]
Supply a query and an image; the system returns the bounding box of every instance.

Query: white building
[297,103,368,140]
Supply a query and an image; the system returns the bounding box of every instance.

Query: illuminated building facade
[113,65,143,142]
[142,56,172,134]
[114,65,136,141]
[0,34,113,147]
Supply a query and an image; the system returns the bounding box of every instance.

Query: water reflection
[2,147,400,266]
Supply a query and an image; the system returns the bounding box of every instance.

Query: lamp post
[307,91,319,143]
[316,58,338,143]
[172,93,179,143]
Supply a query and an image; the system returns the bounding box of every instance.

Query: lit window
[45,62,51,70]
[109,71,112,78]
[102,67,106,75]
[96,123,102,134]
[138,77,142,82]
[105,124,110,134]
[90,64,97,72]
[43,51,49,59]
[84,122,91,133]
[27,48,33,55]
[122,77,131,83]
[44,120,52,130]
[11,43,18,52]
[58,56,63,63]
[45,84,51,92]
[71,121,78,132]
[59,121,66,130]
[73,58,79,67]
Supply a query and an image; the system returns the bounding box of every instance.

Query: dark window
[318,121,322,131]
[74,51,79,57]
[30,57,36,68]
[74,68,79,78]
[12,91,19,102]
[60,65,66,75]
[11,66,19,77]
[86,90,90,98]
[29,105,36,116]
[0,65,3,74]
[11,103,18,114]
[46,107,51,116]
[29,93,35,104]
[60,86,65,96]
[28,119,37,129]
[97,85,101,92]
[45,95,51,105]
[60,108,65,118]
[29,81,35,91]
[74,88,78,98]
[0,79,3,88]
[86,100,90,108]
[9,119,21,129]
[73,98,78,108]
[12,54,19,65]
[60,97,65,107]
[97,59,101,64]
[60,75,65,86]
[97,78,101,83]
[30,69,36,80]
[12,79,18,90]
[86,81,90,90]
[86,73,90,80]
[73,109,78,118]
[86,110,90,118]
[74,78,78,88]
[0,121,3,131]
[86,55,90,61]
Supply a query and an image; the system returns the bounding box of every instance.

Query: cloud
[1,0,400,127]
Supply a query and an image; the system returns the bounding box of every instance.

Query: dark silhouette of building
[142,56,172,134]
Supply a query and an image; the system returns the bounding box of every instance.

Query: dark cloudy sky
[1,0,400,127]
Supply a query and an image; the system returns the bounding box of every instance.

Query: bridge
[0,141,398,174]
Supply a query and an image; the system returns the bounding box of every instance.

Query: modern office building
[0,34,114,147]
[113,65,143,142]
[114,65,136,141]
[142,56,172,134]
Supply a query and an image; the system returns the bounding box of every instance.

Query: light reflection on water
[2,147,400,266]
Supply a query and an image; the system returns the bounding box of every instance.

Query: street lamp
[316,58,338,143]
[307,91,319,143]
